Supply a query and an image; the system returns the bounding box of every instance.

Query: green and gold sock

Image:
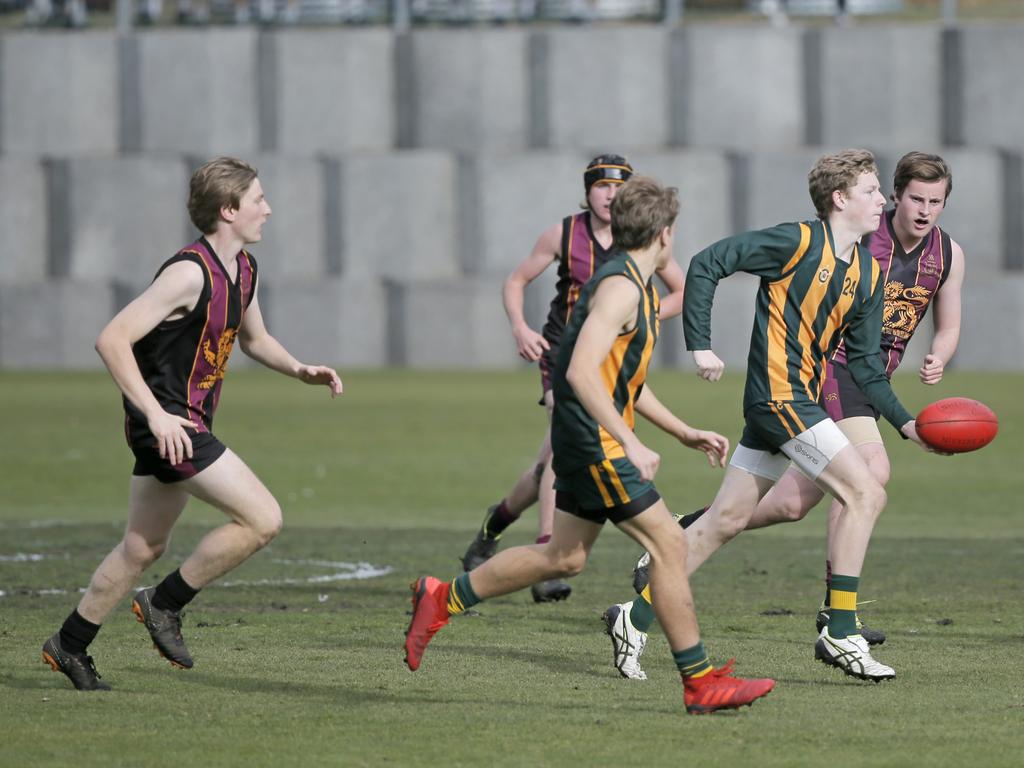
[673,641,713,679]
[447,573,481,615]
[629,587,656,632]
[828,574,859,638]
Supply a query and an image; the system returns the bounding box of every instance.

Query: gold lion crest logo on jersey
[198,329,238,390]
[882,282,931,340]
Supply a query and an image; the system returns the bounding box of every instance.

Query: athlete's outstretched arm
[654,257,685,321]
[238,289,342,397]
[921,239,965,385]
[634,385,729,467]
[95,260,205,465]
[684,224,802,381]
[566,277,660,481]
[503,222,561,361]
[844,282,924,447]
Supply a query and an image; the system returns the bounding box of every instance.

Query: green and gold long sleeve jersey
[683,220,913,432]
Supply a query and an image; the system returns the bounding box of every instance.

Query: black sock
[482,500,519,540]
[152,568,200,613]
[59,610,101,656]
[679,507,709,530]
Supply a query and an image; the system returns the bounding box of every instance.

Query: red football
[915,397,998,453]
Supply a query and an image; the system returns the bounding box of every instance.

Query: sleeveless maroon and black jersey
[833,209,952,376]
[125,237,257,441]
[539,212,615,351]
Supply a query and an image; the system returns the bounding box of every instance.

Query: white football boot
[815,626,895,682]
[602,602,648,681]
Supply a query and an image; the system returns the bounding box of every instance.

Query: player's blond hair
[893,152,953,201]
[807,149,879,220]
[188,157,259,235]
[610,176,679,251]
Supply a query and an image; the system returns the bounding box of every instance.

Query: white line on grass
[0,553,62,562]
[0,557,394,598]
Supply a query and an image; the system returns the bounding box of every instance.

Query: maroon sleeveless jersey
[833,210,952,376]
[540,212,615,351]
[124,237,258,440]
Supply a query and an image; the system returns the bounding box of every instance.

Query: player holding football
[406,176,775,714]
[606,151,965,681]
[458,154,685,603]
[602,150,943,685]
[41,157,342,691]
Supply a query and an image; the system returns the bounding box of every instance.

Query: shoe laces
[79,653,103,680]
[708,658,736,679]
[686,658,737,689]
[154,607,185,638]
[634,629,647,656]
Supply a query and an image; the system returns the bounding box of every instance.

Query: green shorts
[554,457,660,525]
[740,400,830,453]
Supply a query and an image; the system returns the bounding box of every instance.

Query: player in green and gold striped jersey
[404,177,776,714]
[680,149,935,682]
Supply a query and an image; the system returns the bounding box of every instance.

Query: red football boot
[683,659,775,714]
[404,576,451,671]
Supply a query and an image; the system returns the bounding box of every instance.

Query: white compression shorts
[730,418,851,482]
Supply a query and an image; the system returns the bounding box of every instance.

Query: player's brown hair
[610,175,679,251]
[188,157,259,234]
[807,149,879,220]
[892,151,953,201]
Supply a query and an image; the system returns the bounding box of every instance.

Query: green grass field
[1,369,1021,767]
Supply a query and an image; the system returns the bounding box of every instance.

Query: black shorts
[129,429,227,484]
[554,457,661,525]
[820,362,879,423]
[538,346,558,404]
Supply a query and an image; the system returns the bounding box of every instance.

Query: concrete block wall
[0,22,1022,371]
[400,29,530,152]
[533,26,671,149]
[951,25,1024,152]
[956,276,1024,371]
[0,281,115,368]
[809,25,943,149]
[265,277,388,367]
[463,151,588,277]
[388,275,515,368]
[0,158,48,282]
[671,25,806,149]
[56,156,192,285]
[337,151,460,281]
[247,155,330,283]
[269,30,396,153]
[129,30,262,155]
[1,32,120,156]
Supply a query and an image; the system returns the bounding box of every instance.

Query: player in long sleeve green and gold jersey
[601,150,936,685]
[681,149,936,683]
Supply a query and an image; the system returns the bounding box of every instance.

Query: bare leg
[812,444,886,577]
[745,467,825,529]
[77,476,189,624]
[683,466,775,576]
[503,451,544,515]
[467,509,601,598]
[617,501,701,650]
[535,453,557,539]
[825,441,890,564]
[534,392,556,539]
[176,449,282,588]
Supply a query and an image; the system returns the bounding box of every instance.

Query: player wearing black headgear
[584,154,634,195]
[458,155,685,604]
